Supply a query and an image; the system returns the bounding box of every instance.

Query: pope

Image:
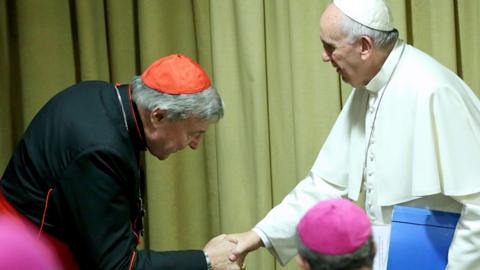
[228,0,480,269]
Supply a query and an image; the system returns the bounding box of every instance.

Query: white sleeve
[251,227,272,248]
[253,172,347,265]
[446,193,480,269]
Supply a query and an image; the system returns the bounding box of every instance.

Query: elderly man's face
[319,4,365,88]
[144,112,210,160]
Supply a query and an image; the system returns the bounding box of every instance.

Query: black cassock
[1,81,206,270]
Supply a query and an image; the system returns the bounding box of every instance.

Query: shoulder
[392,45,464,96]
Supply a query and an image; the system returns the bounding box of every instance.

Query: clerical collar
[115,84,147,152]
[128,86,147,151]
[364,40,405,93]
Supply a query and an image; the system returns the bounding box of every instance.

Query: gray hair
[339,12,398,50]
[131,76,224,122]
[296,233,375,270]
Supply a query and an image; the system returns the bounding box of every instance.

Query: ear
[295,255,311,270]
[149,108,167,128]
[359,36,374,60]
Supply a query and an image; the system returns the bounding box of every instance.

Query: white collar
[364,40,405,93]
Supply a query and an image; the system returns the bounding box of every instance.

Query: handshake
[202,231,262,270]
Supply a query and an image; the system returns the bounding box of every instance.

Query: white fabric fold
[255,173,346,265]
[447,194,480,269]
[312,41,480,205]
[255,40,480,266]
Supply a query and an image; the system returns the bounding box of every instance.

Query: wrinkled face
[320,4,364,87]
[145,114,210,160]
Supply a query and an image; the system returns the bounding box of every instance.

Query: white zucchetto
[333,0,394,31]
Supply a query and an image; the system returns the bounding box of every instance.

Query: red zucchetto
[141,54,211,94]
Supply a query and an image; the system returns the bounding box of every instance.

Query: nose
[189,135,202,150]
[322,50,331,62]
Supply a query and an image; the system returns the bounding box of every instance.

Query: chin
[148,149,170,160]
[155,154,170,160]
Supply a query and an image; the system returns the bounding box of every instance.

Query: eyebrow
[319,36,332,45]
[321,39,335,48]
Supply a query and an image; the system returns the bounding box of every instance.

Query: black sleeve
[55,149,207,270]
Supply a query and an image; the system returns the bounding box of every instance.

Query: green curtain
[1,1,480,269]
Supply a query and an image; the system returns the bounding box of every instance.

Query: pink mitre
[297,198,372,255]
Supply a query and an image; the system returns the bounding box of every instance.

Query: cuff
[203,251,213,270]
[252,227,271,248]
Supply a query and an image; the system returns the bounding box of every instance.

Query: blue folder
[386,206,460,270]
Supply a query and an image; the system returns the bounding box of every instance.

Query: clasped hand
[204,231,262,270]
[203,234,246,270]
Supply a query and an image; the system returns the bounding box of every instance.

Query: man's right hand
[225,231,263,262]
[203,234,243,270]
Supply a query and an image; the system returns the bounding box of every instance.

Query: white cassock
[254,40,480,269]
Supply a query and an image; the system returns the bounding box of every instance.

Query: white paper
[372,224,391,270]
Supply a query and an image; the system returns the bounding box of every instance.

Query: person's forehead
[320,3,342,25]
[319,5,345,43]
[319,24,345,46]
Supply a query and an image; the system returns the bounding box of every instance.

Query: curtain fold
[410,0,458,72]
[1,1,480,269]
[209,0,277,267]
[457,1,480,96]
[0,0,12,168]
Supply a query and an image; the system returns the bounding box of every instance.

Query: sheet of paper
[372,224,391,270]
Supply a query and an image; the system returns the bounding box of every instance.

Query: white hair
[131,76,224,122]
[339,11,399,50]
